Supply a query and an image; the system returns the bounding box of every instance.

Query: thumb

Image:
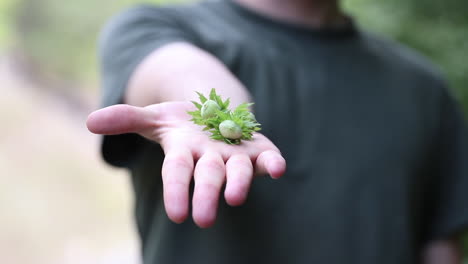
[86,104,154,135]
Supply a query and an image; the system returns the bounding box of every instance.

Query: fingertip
[194,217,216,229]
[192,208,217,228]
[256,150,286,179]
[85,104,151,135]
[192,184,219,229]
[225,154,252,207]
[267,158,286,179]
[86,110,101,134]
[164,188,190,224]
[192,201,218,228]
[225,190,247,207]
[167,209,189,224]
[162,150,193,225]
[266,154,286,179]
[85,106,121,134]
[164,193,190,224]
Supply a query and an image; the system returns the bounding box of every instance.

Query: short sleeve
[97,5,196,167]
[428,87,468,240]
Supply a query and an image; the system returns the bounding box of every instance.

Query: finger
[192,152,225,228]
[255,150,286,179]
[86,104,154,135]
[224,154,253,206]
[161,148,194,224]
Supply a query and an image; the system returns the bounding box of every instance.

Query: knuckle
[229,154,249,163]
[251,141,270,152]
[229,179,250,191]
[227,157,252,175]
[260,150,280,161]
[198,157,224,172]
[164,179,187,188]
[196,182,219,194]
[163,155,193,171]
[264,148,281,156]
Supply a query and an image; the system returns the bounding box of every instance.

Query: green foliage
[343,0,468,114]
[188,89,261,145]
[0,0,18,48]
[10,0,192,88]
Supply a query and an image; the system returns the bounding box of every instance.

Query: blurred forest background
[0,0,466,263]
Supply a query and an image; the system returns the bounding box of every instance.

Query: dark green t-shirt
[98,1,468,263]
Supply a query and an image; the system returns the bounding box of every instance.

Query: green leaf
[215,96,224,109]
[223,98,230,109]
[191,101,202,110]
[211,134,224,140]
[196,92,207,104]
[209,88,217,101]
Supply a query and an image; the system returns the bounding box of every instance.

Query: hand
[86,101,286,228]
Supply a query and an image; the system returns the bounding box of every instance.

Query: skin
[422,238,462,264]
[87,101,285,227]
[88,43,286,228]
[234,0,348,28]
[87,0,462,261]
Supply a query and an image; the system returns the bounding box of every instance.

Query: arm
[87,42,286,228]
[422,238,462,264]
[125,42,251,108]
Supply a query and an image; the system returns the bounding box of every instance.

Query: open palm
[87,101,286,228]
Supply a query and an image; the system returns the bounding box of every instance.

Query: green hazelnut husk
[219,120,242,139]
[201,100,220,119]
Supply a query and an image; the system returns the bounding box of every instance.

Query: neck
[233,0,347,28]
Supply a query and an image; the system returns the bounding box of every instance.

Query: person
[86,0,468,263]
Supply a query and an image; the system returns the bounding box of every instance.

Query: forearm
[422,239,462,264]
[125,42,251,107]
[89,40,286,226]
